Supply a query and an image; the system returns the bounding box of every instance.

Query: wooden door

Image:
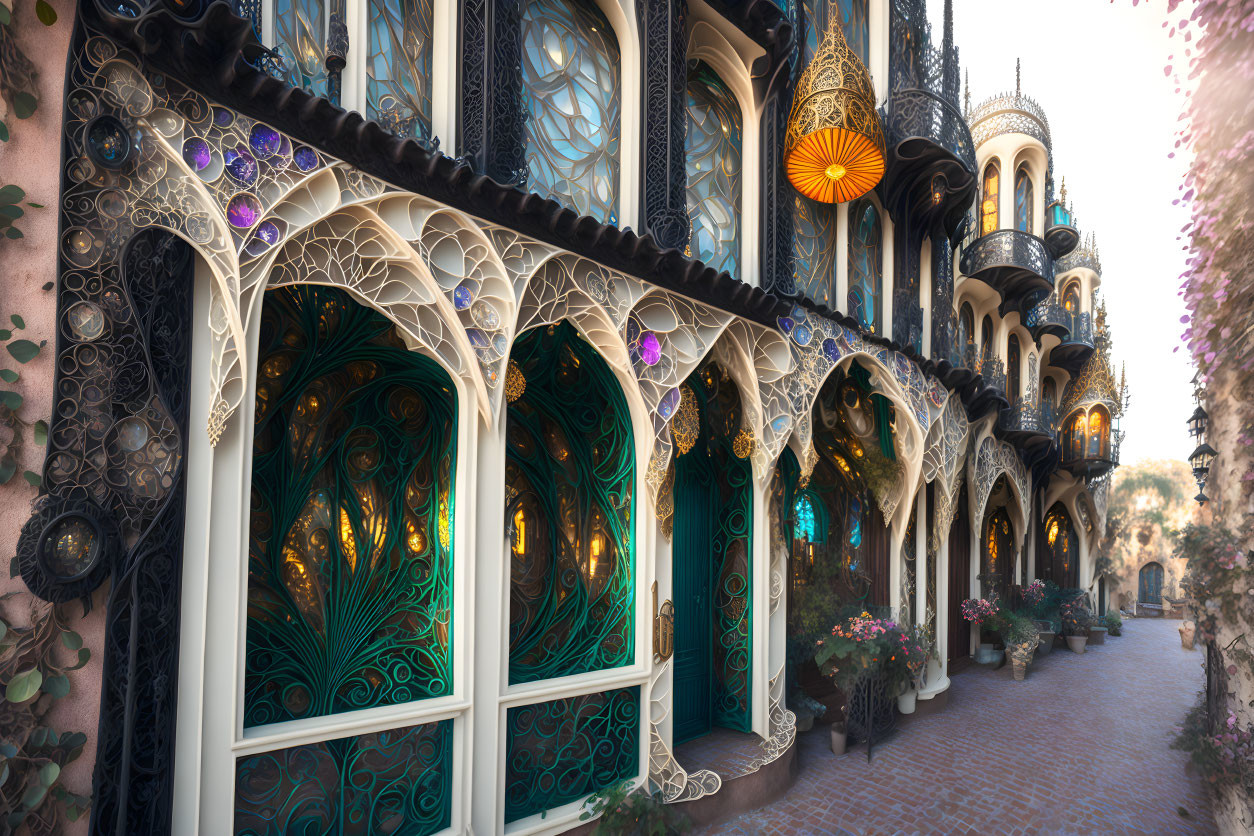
[673,452,713,744]
[947,486,971,661]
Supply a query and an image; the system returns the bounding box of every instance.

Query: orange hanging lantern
[784,21,885,203]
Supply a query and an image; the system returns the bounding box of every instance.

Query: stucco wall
[0,1,103,832]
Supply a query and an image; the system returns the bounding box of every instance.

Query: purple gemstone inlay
[226,194,261,229]
[255,220,282,246]
[659,388,680,419]
[249,124,282,158]
[225,145,258,185]
[823,338,840,362]
[453,285,474,310]
[639,332,661,366]
[182,137,210,171]
[213,107,234,127]
[777,316,794,334]
[293,146,318,172]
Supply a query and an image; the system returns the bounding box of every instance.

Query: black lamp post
[1190,442,1217,485]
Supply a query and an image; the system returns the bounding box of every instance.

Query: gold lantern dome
[784,22,886,203]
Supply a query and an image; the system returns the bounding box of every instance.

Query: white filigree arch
[967,434,1032,549]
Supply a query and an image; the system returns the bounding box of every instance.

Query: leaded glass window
[794,495,816,541]
[981,161,999,236]
[506,322,635,683]
[792,193,838,306]
[521,0,621,223]
[1062,280,1081,313]
[1044,503,1078,586]
[847,198,882,332]
[1014,166,1033,233]
[366,0,434,140]
[244,285,457,728]
[1043,376,1056,406]
[1007,333,1021,404]
[685,62,742,279]
[958,302,975,363]
[273,0,329,96]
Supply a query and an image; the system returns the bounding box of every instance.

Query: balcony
[1061,439,1119,480]
[959,230,1054,316]
[979,355,1006,394]
[999,399,1057,460]
[1024,293,1070,342]
[1044,201,1079,259]
[1050,311,1095,373]
[892,289,924,354]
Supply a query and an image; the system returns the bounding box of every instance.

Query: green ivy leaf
[34,420,46,445]
[8,556,18,579]
[34,0,57,26]
[4,227,22,240]
[42,675,69,699]
[9,315,23,330]
[0,122,8,143]
[21,783,46,810]
[6,668,42,703]
[6,340,39,363]
[22,471,40,488]
[59,732,86,751]
[28,728,47,748]
[12,93,36,120]
[40,282,53,291]
[67,648,90,671]
[0,5,9,26]
[38,763,60,789]
[0,186,23,204]
[61,630,82,651]
[0,370,16,383]
[0,330,10,341]
[0,205,22,220]
[25,203,42,209]
[0,456,14,485]
[1,391,23,410]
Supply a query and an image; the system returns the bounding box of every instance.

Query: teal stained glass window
[793,495,816,541]
[273,0,328,97]
[234,720,453,835]
[506,322,635,683]
[521,0,621,223]
[366,0,434,140]
[244,285,456,728]
[847,198,882,332]
[1014,166,1033,233]
[685,62,741,279]
[504,687,639,823]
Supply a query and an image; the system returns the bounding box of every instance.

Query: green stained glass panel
[234,720,453,835]
[504,687,639,823]
[367,0,434,140]
[521,0,621,223]
[506,322,634,684]
[245,285,456,728]
[274,0,329,96]
[685,62,741,280]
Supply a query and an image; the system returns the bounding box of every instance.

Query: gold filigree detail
[732,427,754,459]
[671,385,700,456]
[505,359,526,403]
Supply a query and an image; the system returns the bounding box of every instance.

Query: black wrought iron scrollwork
[845,670,895,756]
[958,229,1053,284]
[459,0,527,184]
[930,235,953,360]
[638,0,688,250]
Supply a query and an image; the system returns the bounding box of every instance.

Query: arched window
[686,62,742,279]
[506,322,634,683]
[1138,562,1164,604]
[1043,503,1079,588]
[847,198,883,332]
[521,0,621,223]
[980,314,993,358]
[802,0,869,63]
[981,506,1014,600]
[236,284,459,834]
[1088,406,1108,458]
[794,494,817,541]
[1043,376,1057,407]
[1064,411,1085,461]
[1007,333,1021,404]
[1062,280,1081,314]
[981,161,1000,236]
[1014,165,1033,233]
[366,0,436,139]
[958,302,975,363]
[273,0,329,96]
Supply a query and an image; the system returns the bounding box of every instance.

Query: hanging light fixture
[1194,490,1208,506]
[1189,442,1217,484]
[784,21,885,204]
[1187,405,1208,439]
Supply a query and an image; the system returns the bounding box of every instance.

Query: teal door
[673,451,714,744]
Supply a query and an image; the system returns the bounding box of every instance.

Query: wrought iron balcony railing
[959,229,1054,312]
[1024,293,1070,341]
[1044,201,1079,259]
[945,343,978,373]
[886,88,976,174]
[892,289,924,354]
[1000,399,1057,439]
[1062,311,1094,347]
[979,354,1006,393]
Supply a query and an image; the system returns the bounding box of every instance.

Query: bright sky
[928,0,1198,464]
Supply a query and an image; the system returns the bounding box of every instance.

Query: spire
[1015,57,1021,98]
[964,69,970,118]
[943,0,953,53]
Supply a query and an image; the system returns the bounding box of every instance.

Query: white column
[920,239,933,357]
[751,475,771,736]
[914,492,927,625]
[880,212,895,337]
[920,533,951,699]
[835,202,850,308]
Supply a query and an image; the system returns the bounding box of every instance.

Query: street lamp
[1187,405,1208,440]
[1189,442,1217,484]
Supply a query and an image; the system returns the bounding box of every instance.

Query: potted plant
[892,622,932,714]
[1022,580,1056,654]
[814,611,899,754]
[1179,620,1196,650]
[961,595,1002,665]
[1088,618,1108,645]
[1060,597,1093,653]
[1104,611,1122,637]
[999,611,1039,680]
[581,780,691,834]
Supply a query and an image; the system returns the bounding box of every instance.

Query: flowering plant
[1022,579,1046,609]
[814,611,900,696]
[1059,596,1093,637]
[960,595,1000,626]
[1172,699,1254,797]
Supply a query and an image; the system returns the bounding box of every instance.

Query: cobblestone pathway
[709,619,1214,836]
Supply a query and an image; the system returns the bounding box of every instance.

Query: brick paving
[707,619,1215,835]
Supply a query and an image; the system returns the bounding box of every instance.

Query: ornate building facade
[0,0,1127,831]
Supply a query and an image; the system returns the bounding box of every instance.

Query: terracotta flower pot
[1179,621,1196,650]
[1065,635,1088,654]
[1088,626,1107,645]
[830,725,847,755]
